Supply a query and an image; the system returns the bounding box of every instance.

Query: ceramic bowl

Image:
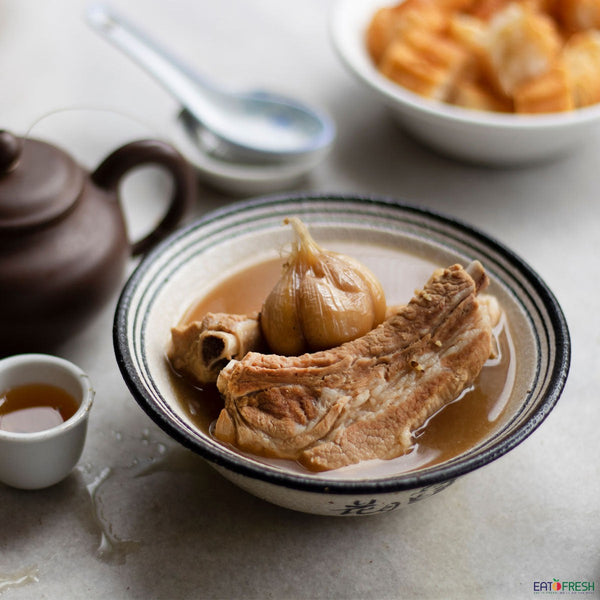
[330,0,600,165]
[0,354,94,490]
[114,194,569,516]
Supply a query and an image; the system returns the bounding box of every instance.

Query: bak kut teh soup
[169,250,516,476]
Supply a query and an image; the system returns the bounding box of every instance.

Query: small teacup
[0,354,94,490]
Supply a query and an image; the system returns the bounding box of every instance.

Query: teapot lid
[0,130,84,230]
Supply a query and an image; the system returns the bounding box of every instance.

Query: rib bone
[169,312,264,384]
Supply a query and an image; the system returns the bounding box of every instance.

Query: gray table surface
[1,1,598,599]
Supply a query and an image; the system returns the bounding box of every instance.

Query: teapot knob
[0,131,21,173]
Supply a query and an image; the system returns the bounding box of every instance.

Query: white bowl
[0,354,94,490]
[114,194,570,516]
[330,0,600,165]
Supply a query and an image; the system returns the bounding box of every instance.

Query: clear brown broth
[171,256,515,474]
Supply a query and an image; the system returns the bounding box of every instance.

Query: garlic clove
[340,254,387,325]
[261,266,306,356]
[298,258,380,350]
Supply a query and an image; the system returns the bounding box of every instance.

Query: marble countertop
[1,1,598,599]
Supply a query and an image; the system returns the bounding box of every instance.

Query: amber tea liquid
[0,383,79,434]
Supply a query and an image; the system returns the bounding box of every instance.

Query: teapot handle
[91,139,196,255]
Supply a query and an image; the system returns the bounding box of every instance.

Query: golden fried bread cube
[451,77,514,110]
[558,0,600,32]
[468,0,513,20]
[367,7,399,64]
[513,64,574,112]
[562,30,600,107]
[403,28,470,69]
[437,0,478,11]
[366,0,447,64]
[469,0,557,20]
[380,40,451,99]
[448,13,488,53]
[391,0,448,32]
[379,30,469,100]
[485,2,561,96]
[528,0,560,17]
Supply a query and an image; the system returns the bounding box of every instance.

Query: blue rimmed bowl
[113,194,569,516]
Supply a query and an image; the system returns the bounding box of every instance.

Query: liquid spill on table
[74,427,196,565]
[1,427,203,596]
[0,566,39,595]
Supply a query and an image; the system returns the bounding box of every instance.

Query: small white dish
[0,354,94,490]
[171,111,323,196]
[330,0,600,165]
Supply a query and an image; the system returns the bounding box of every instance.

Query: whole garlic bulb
[261,217,386,355]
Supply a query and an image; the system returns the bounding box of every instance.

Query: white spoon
[86,4,336,166]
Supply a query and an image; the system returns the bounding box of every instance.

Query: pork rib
[169,313,264,385]
[215,262,496,471]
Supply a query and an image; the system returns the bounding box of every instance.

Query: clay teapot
[0,129,196,355]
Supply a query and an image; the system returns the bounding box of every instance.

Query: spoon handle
[86,4,222,127]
